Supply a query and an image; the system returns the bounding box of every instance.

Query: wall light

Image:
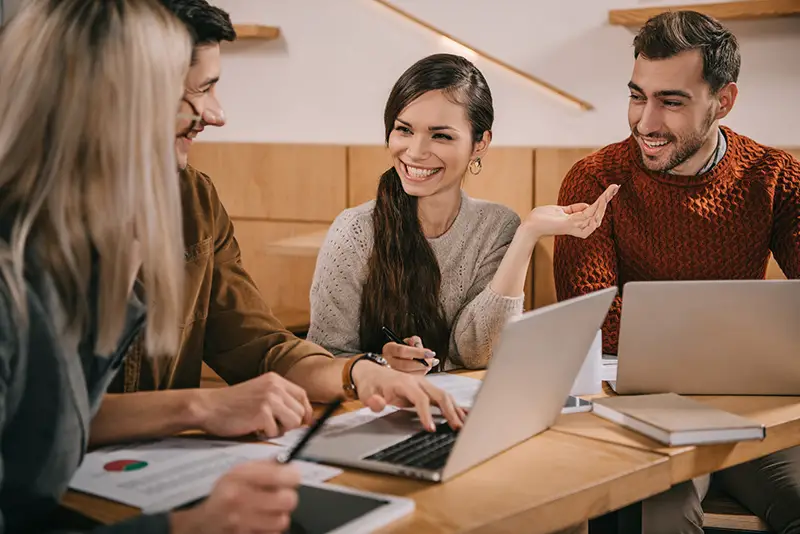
[371,0,594,111]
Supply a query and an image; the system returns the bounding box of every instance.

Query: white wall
[208,0,799,147]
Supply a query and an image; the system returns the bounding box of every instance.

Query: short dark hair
[158,0,236,49]
[633,10,740,93]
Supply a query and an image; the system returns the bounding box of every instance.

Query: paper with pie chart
[103,459,150,472]
[68,437,342,513]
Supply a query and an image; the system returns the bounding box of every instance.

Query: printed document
[426,373,482,408]
[69,437,342,513]
[268,406,399,448]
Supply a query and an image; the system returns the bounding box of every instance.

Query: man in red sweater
[554,10,800,534]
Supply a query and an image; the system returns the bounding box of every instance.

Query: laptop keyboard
[364,422,458,470]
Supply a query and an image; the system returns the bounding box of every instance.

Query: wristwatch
[342,352,389,400]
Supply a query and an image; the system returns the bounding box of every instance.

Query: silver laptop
[300,287,617,482]
[614,280,800,395]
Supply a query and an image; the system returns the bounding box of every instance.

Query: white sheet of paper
[267,406,399,448]
[425,373,482,408]
[68,437,341,513]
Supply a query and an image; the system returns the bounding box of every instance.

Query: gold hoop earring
[469,158,483,175]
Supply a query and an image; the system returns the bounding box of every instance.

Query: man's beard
[634,106,716,172]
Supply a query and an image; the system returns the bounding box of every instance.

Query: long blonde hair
[0,0,191,357]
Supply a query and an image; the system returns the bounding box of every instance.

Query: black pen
[277,398,343,464]
[382,325,429,368]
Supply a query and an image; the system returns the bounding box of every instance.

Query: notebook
[592,393,766,447]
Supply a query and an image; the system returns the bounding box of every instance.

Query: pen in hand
[276,397,343,464]
[382,326,430,368]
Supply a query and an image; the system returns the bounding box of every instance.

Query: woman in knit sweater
[307,54,618,374]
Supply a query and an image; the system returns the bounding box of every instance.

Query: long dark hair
[358,54,493,368]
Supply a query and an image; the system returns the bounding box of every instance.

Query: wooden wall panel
[463,148,535,218]
[348,146,391,207]
[533,148,599,308]
[189,143,347,222]
[232,219,329,325]
[347,147,535,216]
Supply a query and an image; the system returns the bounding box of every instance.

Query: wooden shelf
[609,0,800,26]
[233,24,281,40]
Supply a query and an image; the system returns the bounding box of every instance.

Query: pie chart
[104,459,148,472]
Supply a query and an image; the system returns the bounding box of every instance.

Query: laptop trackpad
[303,410,432,460]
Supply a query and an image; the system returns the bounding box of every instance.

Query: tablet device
[288,482,414,534]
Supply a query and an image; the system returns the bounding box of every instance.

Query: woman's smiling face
[388,89,483,199]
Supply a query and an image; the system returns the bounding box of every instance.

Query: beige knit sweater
[306,191,524,370]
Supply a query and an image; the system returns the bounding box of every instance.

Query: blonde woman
[0,1,297,533]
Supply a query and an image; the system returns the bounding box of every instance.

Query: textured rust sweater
[554,127,800,354]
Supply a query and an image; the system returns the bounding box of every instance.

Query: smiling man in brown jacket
[90,0,464,448]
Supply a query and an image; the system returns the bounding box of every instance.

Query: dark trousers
[642,446,800,534]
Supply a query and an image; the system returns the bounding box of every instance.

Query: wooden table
[324,431,668,533]
[62,430,668,533]
[552,394,800,486]
[60,372,800,533]
[61,376,671,534]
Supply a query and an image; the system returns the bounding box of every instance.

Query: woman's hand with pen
[382,336,438,374]
[381,326,438,373]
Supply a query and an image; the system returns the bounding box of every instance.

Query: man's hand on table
[192,372,313,439]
